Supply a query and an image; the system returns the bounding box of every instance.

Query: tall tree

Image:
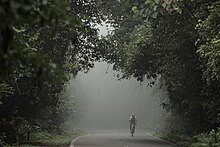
[0,0,104,144]
[100,0,220,134]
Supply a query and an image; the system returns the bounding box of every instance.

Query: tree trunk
[27,130,30,141]
[15,121,19,146]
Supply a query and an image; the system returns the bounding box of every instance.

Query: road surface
[70,130,176,147]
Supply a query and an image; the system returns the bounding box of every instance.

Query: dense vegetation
[0,0,103,145]
[0,0,220,146]
[98,0,220,145]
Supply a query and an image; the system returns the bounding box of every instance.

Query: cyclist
[129,114,137,133]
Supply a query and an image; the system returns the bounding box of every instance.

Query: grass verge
[152,129,220,147]
[6,129,85,147]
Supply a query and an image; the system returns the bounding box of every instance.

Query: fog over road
[66,62,173,146]
[70,130,176,147]
[67,62,167,130]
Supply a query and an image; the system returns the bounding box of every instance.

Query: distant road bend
[70,130,176,147]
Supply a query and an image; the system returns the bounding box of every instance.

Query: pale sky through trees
[66,24,166,131]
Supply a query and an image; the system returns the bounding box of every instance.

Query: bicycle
[130,123,135,137]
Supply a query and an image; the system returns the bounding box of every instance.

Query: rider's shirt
[129,116,137,124]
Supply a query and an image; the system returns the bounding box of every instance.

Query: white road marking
[69,133,89,147]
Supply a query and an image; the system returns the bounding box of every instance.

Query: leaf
[150,11,158,19]
[132,6,138,12]
[154,0,161,4]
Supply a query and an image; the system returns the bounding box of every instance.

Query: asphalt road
[70,130,177,147]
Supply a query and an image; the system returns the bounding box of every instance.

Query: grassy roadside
[152,132,193,147]
[6,129,86,147]
[151,129,220,147]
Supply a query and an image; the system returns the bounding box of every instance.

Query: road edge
[146,132,176,146]
[69,133,89,147]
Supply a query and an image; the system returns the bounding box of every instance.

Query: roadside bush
[191,128,220,147]
[30,131,52,142]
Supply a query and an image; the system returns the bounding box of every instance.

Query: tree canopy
[0,0,104,144]
[99,0,220,134]
[0,0,220,145]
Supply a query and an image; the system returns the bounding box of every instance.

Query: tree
[100,0,220,134]
[0,0,104,144]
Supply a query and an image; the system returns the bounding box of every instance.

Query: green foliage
[0,83,14,99]
[3,129,83,146]
[157,128,220,147]
[100,0,220,135]
[192,129,220,147]
[196,0,220,82]
[30,129,83,145]
[0,0,104,144]
[31,131,52,141]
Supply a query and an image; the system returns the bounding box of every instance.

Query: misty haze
[67,62,165,130]
[1,0,219,146]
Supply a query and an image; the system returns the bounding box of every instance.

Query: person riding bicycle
[129,114,137,132]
